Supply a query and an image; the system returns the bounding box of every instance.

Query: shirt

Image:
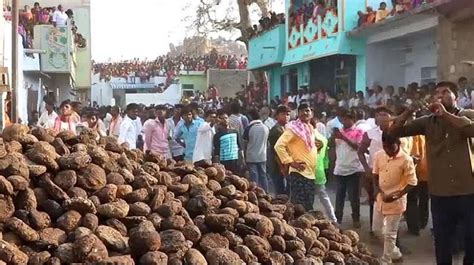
[193,122,215,162]
[263,118,276,129]
[367,127,383,168]
[268,124,285,176]
[84,120,107,137]
[109,116,123,137]
[143,118,170,158]
[274,128,318,180]
[243,120,269,163]
[174,119,204,161]
[213,128,240,161]
[118,116,140,149]
[411,135,428,182]
[166,117,185,157]
[52,10,68,26]
[373,150,418,215]
[334,126,364,176]
[38,111,58,128]
[392,109,474,196]
[355,119,372,133]
[229,114,248,140]
[375,9,390,22]
[314,131,328,185]
[326,117,343,139]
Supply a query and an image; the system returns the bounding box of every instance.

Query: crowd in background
[357,0,435,28]
[93,49,248,82]
[3,2,87,50]
[248,11,285,39]
[26,75,474,264]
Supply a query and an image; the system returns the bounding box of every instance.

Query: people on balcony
[248,11,285,39]
[375,2,390,22]
[4,2,87,50]
[52,4,68,27]
[357,0,436,28]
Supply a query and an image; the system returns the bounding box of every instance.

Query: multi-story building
[22,0,92,104]
[248,0,366,99]
[349,0,474,88]
[249,0,474,100]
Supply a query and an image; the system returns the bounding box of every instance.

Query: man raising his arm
[389,81,474,264]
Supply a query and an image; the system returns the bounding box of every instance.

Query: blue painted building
[248,0,367,99]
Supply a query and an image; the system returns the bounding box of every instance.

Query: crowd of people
[27,75,474,264]
[247,11,285,39]
[3,2,87,50]
[93,50,248,82]
[357,0,435,28]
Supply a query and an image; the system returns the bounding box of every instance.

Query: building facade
[249,0,474,100]
[348,0,474,88]
[248,0,366,99]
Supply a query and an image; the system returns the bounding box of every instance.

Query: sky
[91,0,285,62]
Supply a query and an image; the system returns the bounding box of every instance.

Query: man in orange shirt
[372,132,417,263]
[406,134,429,235]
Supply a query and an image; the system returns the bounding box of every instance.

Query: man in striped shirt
[213,111,242,174]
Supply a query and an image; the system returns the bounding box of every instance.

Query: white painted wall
[366,29,437,88]
[404,31,437,85]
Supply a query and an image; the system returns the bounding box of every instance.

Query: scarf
[53,116,74,134]
[286,119,315,150]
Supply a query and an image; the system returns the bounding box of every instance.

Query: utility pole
[11,0,18,123]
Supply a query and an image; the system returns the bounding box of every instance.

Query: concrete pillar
[356,54,366,92]
[437,15,474,82]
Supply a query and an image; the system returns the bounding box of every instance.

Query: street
[321,182,464,265]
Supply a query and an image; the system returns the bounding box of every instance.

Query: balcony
[32,25,76,78]
[282,0,366,66]
[248,24,286,70]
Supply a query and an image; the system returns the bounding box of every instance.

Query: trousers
[373,209,403,263]
[248,162,269,191]
[315,184,337,222]
[431,194,474,265]
[335,173,361,223]
[406,181,429,233]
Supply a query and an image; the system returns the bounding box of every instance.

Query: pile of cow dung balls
[0,124,380,264]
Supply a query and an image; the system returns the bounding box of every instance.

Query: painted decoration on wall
[47,27,68,69]
[287,2,339,49]
[304,18,319,43]
[321,8,339,37]
[288,26,301,49]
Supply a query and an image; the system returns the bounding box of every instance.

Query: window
[421,66,437,85]
[182,84,194,91]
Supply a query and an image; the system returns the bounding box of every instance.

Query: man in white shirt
[118,103,140,149]
[326,108,344,139]
[329,109,364,228]
[193,110,217,163]
[38,100,58,128]
[52,5,68,27]
[166,104,185,161]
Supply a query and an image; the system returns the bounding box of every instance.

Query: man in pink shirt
[143,105,171,159]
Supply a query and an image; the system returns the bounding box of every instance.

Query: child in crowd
[372,132,417,263]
